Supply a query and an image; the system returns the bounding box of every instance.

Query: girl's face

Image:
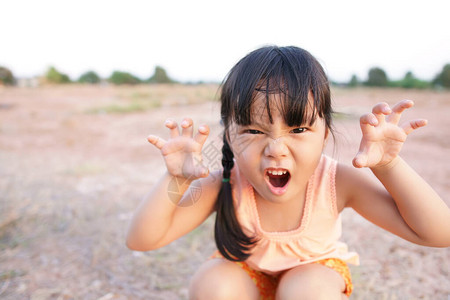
[228,93,329,204]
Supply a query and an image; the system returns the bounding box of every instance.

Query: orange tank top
[230,155,359,275]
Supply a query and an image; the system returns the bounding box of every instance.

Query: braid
[221,134,234,180]
[214,133,257,261]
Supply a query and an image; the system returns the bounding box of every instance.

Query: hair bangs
[221,46,332,130]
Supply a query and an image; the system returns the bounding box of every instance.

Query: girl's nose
[264,136,289,158]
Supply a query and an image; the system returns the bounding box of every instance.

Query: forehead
[250,93,281,118]
[248,92,315,124]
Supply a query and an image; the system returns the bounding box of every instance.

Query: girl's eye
[290,128,306,134]
[244,129,263,134]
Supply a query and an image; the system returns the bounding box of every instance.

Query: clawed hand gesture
[147,118,210,180]
[353,100,427,169]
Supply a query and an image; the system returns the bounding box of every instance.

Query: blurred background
[1,0,449,299]
[1,0,450,86]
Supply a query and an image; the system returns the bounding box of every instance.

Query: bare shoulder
[335,163,355,212]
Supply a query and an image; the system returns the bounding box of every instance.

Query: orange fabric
[315,258,353,297]
[210,252,352,298]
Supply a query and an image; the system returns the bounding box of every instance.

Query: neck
[254,189,307,232]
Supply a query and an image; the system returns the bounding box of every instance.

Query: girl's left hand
[353,100,427,169]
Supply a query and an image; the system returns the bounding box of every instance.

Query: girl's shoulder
[335,162,359,212]
[335,162,384,212]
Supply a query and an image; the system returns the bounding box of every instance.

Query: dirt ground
[0,84,449,299]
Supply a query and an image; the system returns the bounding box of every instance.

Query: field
[1,84,449,299]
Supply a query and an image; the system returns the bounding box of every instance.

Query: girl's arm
[126,118,221,251]
[337,100,450,247]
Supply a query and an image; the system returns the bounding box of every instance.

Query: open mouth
[265,168,291,193]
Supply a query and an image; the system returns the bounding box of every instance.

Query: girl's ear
[324,127,330,140]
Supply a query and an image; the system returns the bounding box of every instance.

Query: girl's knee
[276,263,346,300]
[189,258,259,300]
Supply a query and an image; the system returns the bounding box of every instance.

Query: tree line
[345,66,450,89]
[1,64,450,89]
[0,66,175,86]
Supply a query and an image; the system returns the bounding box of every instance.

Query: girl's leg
[189,258,260,300]
[275,263,347,300]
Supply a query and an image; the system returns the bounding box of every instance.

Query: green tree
[0,66,15,85]
[347,74,359,87]
[46,66,71,84]
[401,71,416,89]
[432,64,450,88]
[366,67,388,87]
[78,71,101,84]
[397,71,429,89]
[148,66,174,83]
[108,71,141,85]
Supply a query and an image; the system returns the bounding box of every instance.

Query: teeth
[268,170,287,175]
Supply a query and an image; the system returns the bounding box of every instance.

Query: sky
[2,0,450,83]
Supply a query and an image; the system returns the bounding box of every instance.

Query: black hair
[214,45,333,261]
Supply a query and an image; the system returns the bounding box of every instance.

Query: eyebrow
[239,117,315,132]
[246,114,271,128]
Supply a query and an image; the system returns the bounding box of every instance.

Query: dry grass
[0,84,449,299]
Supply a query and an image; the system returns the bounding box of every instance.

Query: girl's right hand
[147,118,210,180]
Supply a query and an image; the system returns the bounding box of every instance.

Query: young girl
[126,46,450,299]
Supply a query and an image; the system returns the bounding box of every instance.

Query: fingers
[165,119,180,138]
[181,118,194,137]
[149,118,209,149]
[372,102,391,125]
[165,117,202,139]
[194,124,210,146]
[359,113,378,136]
[366,100,423,129]
[370,100,426,134]
[386,99,414,124]
[360,102,392,133]
[402,119,428,135]
[147,134,166,149]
